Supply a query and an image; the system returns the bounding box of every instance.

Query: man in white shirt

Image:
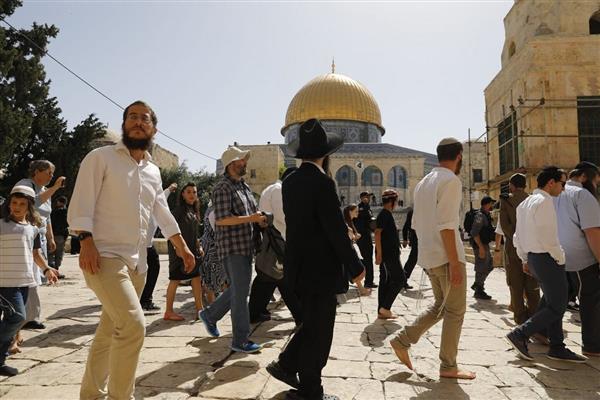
[506,166,586,363]
[248,167,302,325]
[68,101,195,400]
[555,161,600,358]
[390,138,475,380]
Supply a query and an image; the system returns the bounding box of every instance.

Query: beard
[122,128,153,151]
[454,158,463,175]
[238,165,247,176]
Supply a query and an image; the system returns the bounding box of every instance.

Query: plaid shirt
[212,174,259,259]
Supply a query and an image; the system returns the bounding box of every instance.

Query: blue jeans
[517,253,567,351]
[204,255,252,347]
[0,287,29,365]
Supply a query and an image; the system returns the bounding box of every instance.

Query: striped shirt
[212,174,259,259]
[0,219,41,287]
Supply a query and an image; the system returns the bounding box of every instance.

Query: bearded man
[68,100,196,399]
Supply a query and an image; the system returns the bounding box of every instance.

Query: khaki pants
[80,257,146,400]
[504,240,540,325]
[395,263,467,372]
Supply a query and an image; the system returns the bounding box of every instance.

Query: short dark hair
[122,100,158,126]
[436,142,463,162]
[509,173,526,189]
[56,195,68,204]
[537,166,564,188]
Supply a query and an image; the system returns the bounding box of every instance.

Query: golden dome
[282,73,384,134]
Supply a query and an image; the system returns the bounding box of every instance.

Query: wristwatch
[77,232,93,241]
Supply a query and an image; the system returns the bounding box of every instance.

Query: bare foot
[440,369,476,380]
[163,311,185,321]
[16,331,23,346]
[377,308,396,319]
[390,338,413,370]
[8,344,21,354]
[359,288,372,296]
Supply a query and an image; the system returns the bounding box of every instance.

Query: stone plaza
[1,251,598,400]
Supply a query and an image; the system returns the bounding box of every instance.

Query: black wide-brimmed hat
[287,119,343,159]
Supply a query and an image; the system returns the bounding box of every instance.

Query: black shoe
[474,290,492,300]
[0,365,18,376]
[547,347,588,363]
[285,389,340,400]
[364,284,378,289]
[266,361,300,389]
[22,321,45,330]
[141,302,160,311]
[250,313,271,324]
[470,283,479,291]
[403,283,414,290]
[57,273,66,279]
[506,330,533,361]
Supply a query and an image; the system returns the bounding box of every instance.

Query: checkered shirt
[212,174,259,259]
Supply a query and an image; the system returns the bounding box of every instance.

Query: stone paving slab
[1,252,599,399]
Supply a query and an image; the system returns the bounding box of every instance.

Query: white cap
[221,146,250,170]
[438,137,461,146]
[11,185,36,199]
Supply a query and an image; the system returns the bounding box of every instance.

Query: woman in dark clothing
[164,183,204,321]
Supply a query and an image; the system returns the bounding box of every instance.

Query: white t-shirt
[0,219,41,287]
[413,167,466,269]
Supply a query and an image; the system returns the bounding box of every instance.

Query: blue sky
[9,1,513,172]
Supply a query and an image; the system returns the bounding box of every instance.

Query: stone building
[224,71,438,206]
[459,140,488,214]
[484,0,600,198]
[96,129,180,170]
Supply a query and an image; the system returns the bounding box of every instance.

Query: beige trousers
[395,263,467,372]
[80,257,146,400]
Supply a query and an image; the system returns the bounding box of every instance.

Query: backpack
[463,209,477,234]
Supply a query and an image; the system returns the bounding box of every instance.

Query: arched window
[590,11,600,34]
[508,41,516,58]
[361,166,383,186]
[388,166,407,189]
[335,165,357,187]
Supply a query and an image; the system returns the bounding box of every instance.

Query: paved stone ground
[1,251,599,400]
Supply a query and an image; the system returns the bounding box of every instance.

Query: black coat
[282,163,364,295]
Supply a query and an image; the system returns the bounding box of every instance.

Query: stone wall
[484,1,600,199]
[459,140,488,213]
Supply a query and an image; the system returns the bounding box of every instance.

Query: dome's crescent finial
[331,57,335,73]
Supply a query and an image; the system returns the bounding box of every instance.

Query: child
[164,183,205,321]
[343,204,371,296]
[0,186,58,376]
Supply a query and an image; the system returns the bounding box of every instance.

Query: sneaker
[0,365,18,376]
[22,321,45,330]
[231,341,262,353]
[57,273,66,279]
[198,309,220,337]
[141,302,160,311]
[266,361,300,389]
[506,330,533,361]
[547,348,587,363]
[567,301,579,312]
[474,290,492,300]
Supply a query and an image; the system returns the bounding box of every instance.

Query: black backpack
[463,209,477,234]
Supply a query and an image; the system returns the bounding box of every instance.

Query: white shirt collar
[303,161,325,174]
[115,140,152,161]
[533,188,551,198]
[567,180,583,188]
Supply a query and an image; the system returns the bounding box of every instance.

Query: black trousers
[378,258,406,310]
[566,271,579,303]
[140,246,160,305]
[357,238,374,286]
[278,288,337,399]
[403,238,418,279]
[578,263,600,353]
[248,272,302,324]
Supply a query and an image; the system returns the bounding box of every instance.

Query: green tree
[160,163,218,214]
[0,0,106,199]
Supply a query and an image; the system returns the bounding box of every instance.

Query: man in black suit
[267,119,365,400]
[356,192,376,288]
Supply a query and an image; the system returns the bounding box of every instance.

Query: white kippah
[438,137,461,146]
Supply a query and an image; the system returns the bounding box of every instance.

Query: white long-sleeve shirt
[413,167,466,269]
[259,181,285,239]
[68,141,180,272]
[513,188,565,265]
